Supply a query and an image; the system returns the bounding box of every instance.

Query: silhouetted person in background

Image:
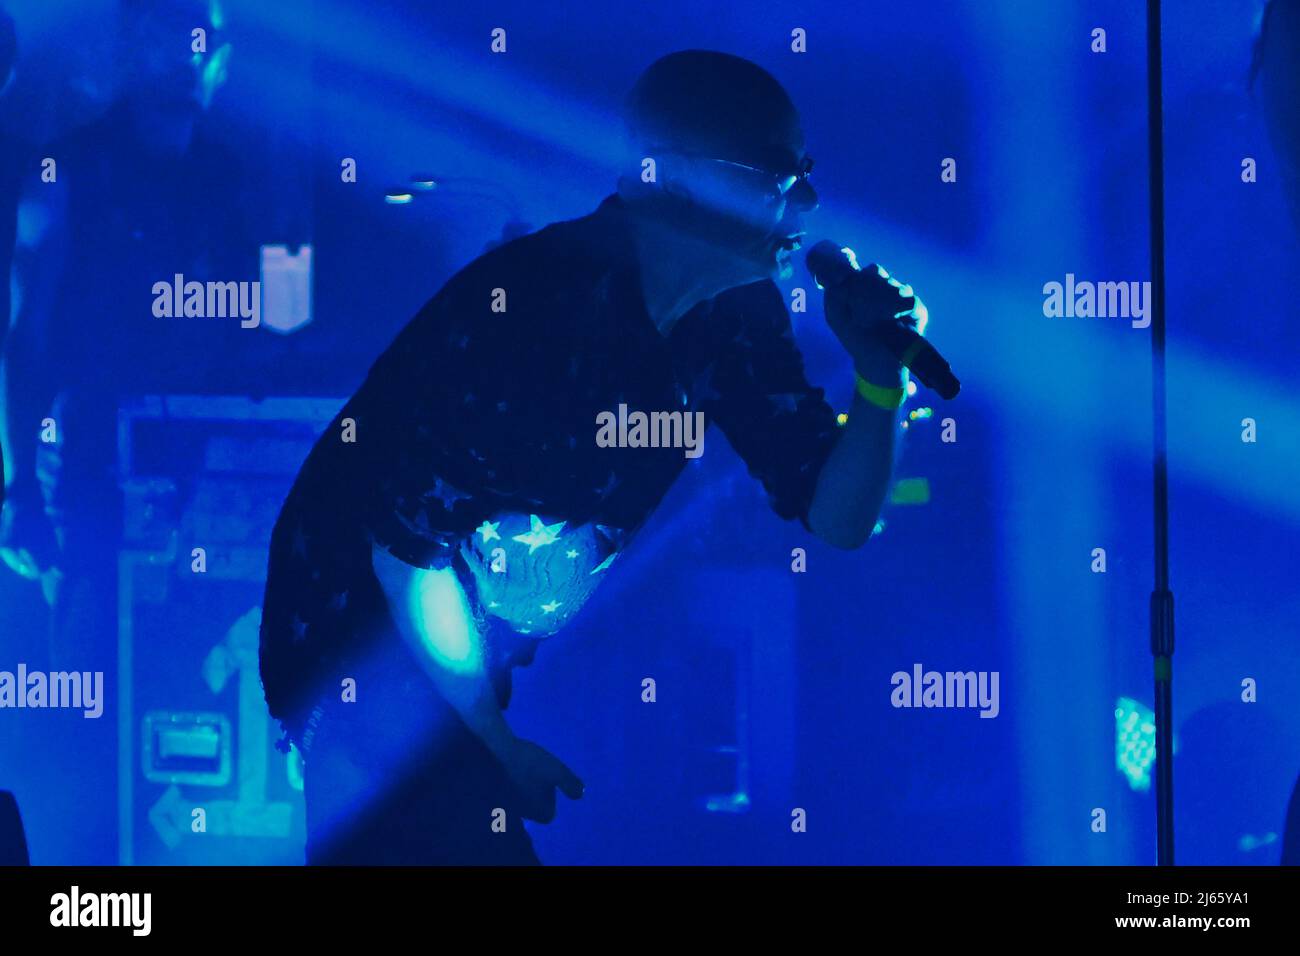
[0,6,16,509]
[0,0,245,864]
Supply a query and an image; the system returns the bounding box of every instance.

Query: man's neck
[628,211,759,337]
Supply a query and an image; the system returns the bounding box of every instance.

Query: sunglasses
[664,151,815,202]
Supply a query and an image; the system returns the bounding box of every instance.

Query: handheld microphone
[806,240,960,400]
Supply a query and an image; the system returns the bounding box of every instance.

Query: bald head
[625,50,806,177]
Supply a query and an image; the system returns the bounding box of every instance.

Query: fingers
[553,759,584,800]
[537,746,584,800]
[910,296,929,335]
[892,306,923,334]
[862,264,917,316]
[510,744,583,823]
[854,264,927,335]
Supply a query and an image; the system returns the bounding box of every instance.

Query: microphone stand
[1146,0,1176,866]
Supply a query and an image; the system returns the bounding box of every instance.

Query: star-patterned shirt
[259,194,839,748]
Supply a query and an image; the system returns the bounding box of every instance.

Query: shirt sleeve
[704,280,841,529]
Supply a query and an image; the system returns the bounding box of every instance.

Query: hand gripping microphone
[806,240,960,400]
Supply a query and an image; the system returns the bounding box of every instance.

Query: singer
[258,49,932,865]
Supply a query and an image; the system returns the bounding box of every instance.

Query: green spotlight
[1115,696,1157,792]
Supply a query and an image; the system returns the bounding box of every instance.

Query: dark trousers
[300,651,541,866]
[35,485,120,865]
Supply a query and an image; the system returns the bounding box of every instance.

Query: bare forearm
[4,192,64,497]
[0,322,55,496]
[370,543,518,760]
[807,388,897,549]
[428,656,517,762]
[367,541,583,819]
[810,253,928,549]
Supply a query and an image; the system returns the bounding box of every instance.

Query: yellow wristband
[854,373,906,411]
